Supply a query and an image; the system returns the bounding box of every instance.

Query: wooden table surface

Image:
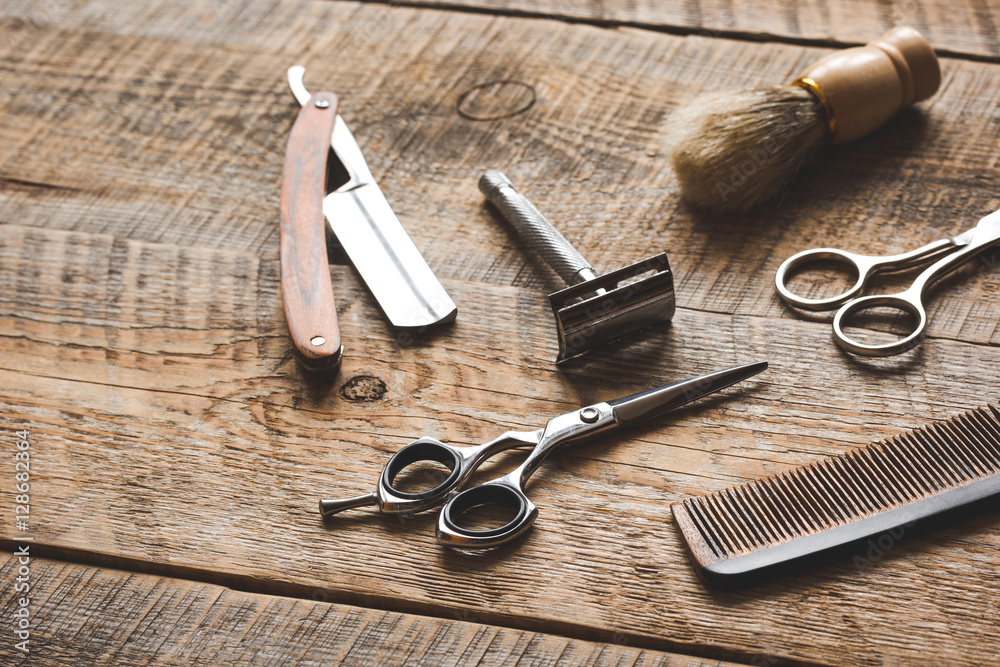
[2,0,1000,665]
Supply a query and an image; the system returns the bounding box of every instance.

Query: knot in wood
[340,375,387,402]
[457,80,536,121]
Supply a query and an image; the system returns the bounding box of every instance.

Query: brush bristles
[667,86,827,212]
[679,404,1000,561]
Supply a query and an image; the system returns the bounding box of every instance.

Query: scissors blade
[608,361,768,425]
[956,208,1000,247]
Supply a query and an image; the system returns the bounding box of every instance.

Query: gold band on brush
[792,77,837,139]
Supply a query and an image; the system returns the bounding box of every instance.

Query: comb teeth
[673,404,1000,581]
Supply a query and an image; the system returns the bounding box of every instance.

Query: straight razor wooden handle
[279,91,343,373]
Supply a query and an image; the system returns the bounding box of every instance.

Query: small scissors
[775,209,1000,357]
[319,361,767,548]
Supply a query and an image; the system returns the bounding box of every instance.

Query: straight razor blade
[323,180,457,328]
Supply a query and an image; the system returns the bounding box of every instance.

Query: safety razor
[479,170,675,362]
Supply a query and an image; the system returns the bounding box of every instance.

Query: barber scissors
[775,209,1000,356]
[319,361,767,548]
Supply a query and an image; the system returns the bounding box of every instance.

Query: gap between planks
[0,548,772,667]
[330,0,1000,63]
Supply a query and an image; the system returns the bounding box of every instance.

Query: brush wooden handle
[799,26,940,144]
[279,91,343,373]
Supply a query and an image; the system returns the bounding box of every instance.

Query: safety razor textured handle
[479,170,595,286]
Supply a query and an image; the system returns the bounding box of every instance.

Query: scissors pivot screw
[318,361,768,549]
[314,98,330,108]
[774,208,1000,356]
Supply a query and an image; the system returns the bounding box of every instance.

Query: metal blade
[608,361,768,425]
[323,179,457,328]
[329,116,375,189]
[287,66,457,328]
[951,208,1000,246]
[965,208,1000,247]
[287,66,311,106]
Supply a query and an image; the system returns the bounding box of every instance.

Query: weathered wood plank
[5,0,1000,59]
[460,1,1000,58]
[3,1,1000,665]
[395,0,1000,59]
[0,556,743,666]
[0,0,999,341]
[2,225,999,666]
[1,223,993,453]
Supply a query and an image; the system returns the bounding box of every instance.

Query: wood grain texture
[379,0,1000,60]
[2,224,999,666]
[0,0,999,340]
[9,0,998,59]
[2,1,1000,665]
[0,557,742,666]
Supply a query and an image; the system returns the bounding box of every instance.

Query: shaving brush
[668,27,941,212]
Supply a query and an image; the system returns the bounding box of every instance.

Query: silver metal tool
[287,66,457,329]
[319,361,767,549]
[479,170,675,362]
[775,207,1000,356]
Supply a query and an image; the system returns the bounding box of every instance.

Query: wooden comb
[672,404,1000,585]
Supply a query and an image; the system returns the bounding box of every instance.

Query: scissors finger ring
[319,361,768,549]
[775,208,1000,356]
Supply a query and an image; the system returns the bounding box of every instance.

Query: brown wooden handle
[798,27,940,144]
[279,91,343,373]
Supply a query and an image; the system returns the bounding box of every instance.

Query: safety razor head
[549,252,675,362]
